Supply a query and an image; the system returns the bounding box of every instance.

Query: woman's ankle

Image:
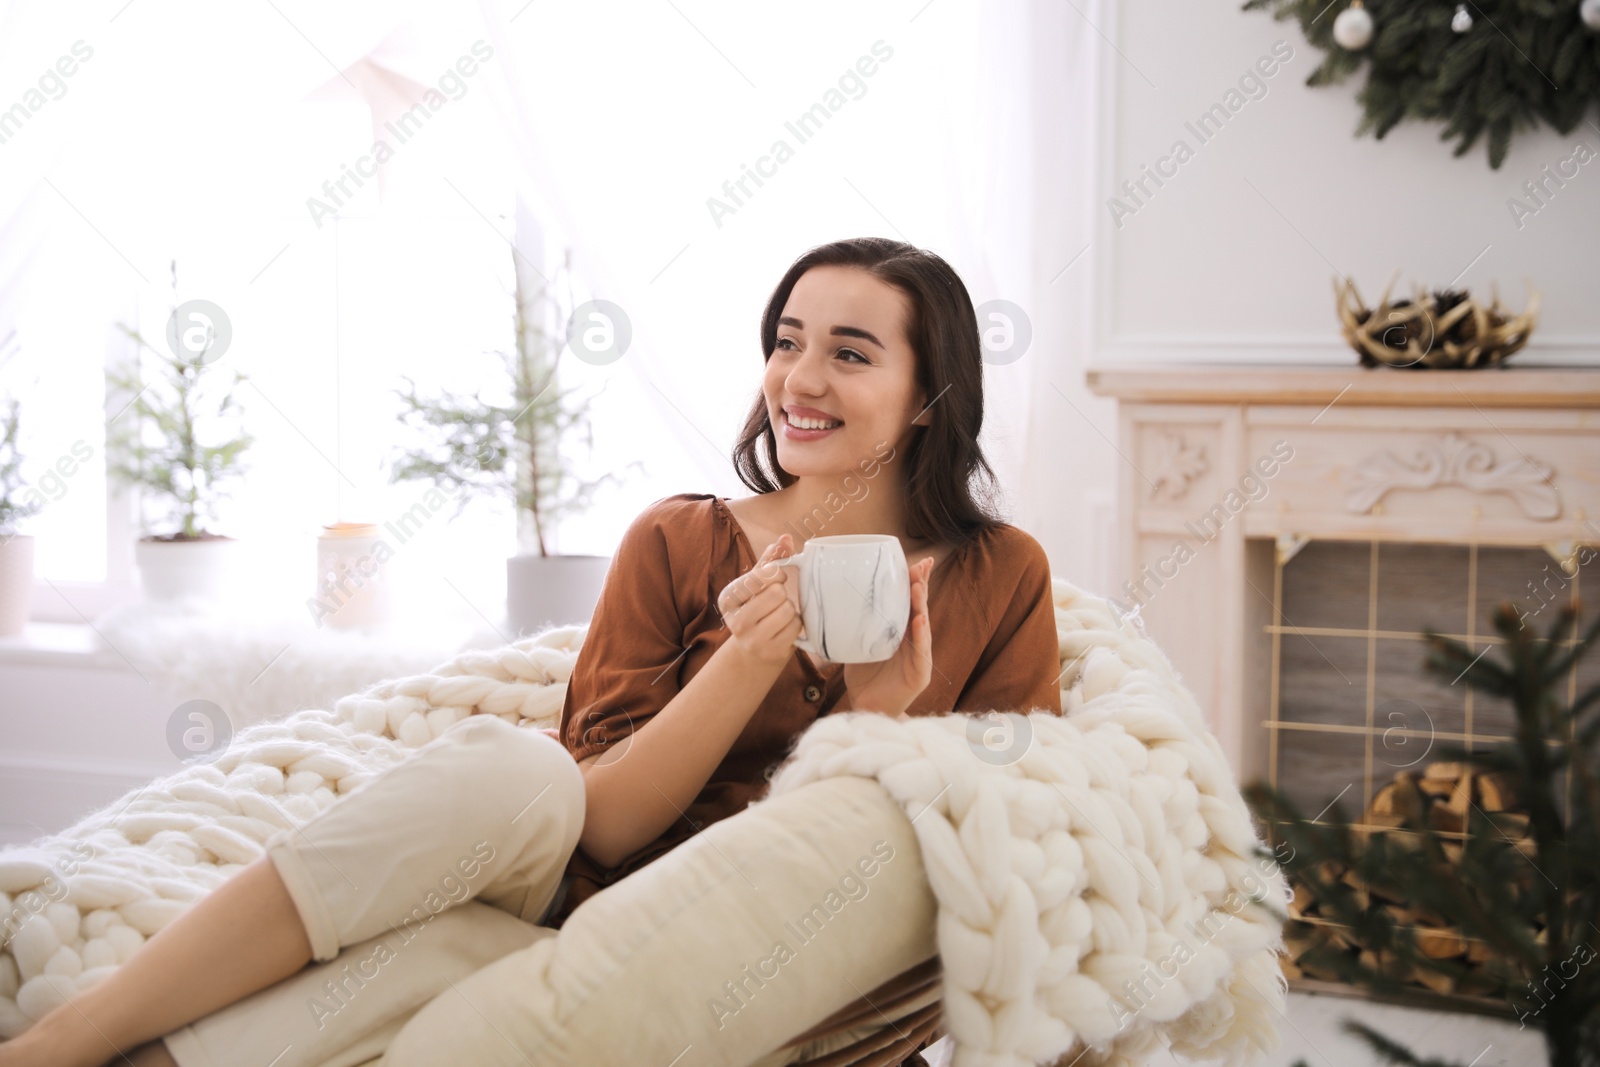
[14,993,132,1067]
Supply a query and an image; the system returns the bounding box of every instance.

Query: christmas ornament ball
[1333,3,1375,49]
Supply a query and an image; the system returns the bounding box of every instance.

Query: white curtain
[0,0,1099,600]
[465,0,1082,543]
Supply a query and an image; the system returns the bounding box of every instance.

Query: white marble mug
[772,534,909,663]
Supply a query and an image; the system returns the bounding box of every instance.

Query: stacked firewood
[1279,760,1528,1002]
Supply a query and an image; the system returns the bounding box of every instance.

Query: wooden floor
[919,989,1546,1066]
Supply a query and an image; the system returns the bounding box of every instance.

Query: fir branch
[1249,596,1600,1066]
[0,396,43,535]
[1242,0,1600,169]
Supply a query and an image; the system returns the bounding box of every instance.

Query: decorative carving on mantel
[1147,431,1209,502]
[1344,432,1561,521]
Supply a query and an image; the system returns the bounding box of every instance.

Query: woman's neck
[762,475,923,547]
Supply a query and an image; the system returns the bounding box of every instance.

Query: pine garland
[1242,0,1600,168]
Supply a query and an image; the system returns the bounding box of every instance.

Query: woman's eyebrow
[777,315,885,350]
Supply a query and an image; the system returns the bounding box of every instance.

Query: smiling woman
[552,236,1063,930]
[734,237,1004,553]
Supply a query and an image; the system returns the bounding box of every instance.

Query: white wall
[0,656,178,848]
[1100,0,1598,365]
[1023,0,1599,604]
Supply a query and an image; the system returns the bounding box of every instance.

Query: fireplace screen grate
[1264,538,1599,832]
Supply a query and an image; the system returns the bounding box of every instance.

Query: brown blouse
[549,492,1062,928]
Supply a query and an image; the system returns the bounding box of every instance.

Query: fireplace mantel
[1085,363,1600,781]
[1087,364,1600,408]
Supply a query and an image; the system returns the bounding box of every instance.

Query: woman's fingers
[753,593,803,643]
[720,543,781,616]
[724,535,793,611]
[724,557,802,664]
[727,579,792,631]
[751,534,794,583]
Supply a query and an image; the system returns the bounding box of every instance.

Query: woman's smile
[780,406,845,441]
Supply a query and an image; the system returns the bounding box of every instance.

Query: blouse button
[804,684,822,703]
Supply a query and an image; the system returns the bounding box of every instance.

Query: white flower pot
[0,535,34,636]
[134,537,238,603]
[506,553,611,636]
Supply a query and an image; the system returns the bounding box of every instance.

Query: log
[1409,963,1456,995]
[1415,928,1467,959]
[1282,757,1536,1008]
[1479,773,1516,811]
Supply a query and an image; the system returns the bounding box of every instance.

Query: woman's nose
[784,347,828,394]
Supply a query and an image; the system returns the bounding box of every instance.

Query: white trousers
[160,713,940,1067]
[163,714,584,1067]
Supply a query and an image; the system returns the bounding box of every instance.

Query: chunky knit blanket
[761,587,1288,1067]
[0,579,1286,1066]
[0,629,585,1040]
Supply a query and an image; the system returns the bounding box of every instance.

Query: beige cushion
[379,775,938,1067]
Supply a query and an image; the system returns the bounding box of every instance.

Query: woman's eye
[775,337,867,364]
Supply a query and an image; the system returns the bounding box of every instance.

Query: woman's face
[764,264,928,479]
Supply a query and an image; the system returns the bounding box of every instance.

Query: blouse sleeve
[559,499,689,764]
[956,532,1063,716]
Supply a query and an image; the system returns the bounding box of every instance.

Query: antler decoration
[1334,271,1540,370]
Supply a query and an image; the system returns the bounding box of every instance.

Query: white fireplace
[1085,365,1600,811]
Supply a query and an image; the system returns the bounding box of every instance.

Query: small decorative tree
[1244,593,1600,1067]
[0,396,42,543]
[390,246,639,555]
[106,261,252,541]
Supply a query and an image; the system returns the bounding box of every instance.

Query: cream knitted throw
[0,579,1286,1065]
[0,629,585,1040]
[761,585,1288,1067]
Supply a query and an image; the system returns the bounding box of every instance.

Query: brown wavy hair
[731,237,1005,546]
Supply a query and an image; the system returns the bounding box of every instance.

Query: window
[9,69,549,631]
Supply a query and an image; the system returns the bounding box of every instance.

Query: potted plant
[0,396,42,634]
[391,246,639,634]
[107,261,252,603]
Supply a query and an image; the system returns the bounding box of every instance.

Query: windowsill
[0,621,134,670]
[0,607,518,672]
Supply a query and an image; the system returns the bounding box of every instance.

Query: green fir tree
[390,246,641,556]
[106,261,252,540]
[0,396,42,540]
[1245,588,1600,1066]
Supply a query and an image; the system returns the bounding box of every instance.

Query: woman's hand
[717,533,804,668]
[842,555,934,718]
